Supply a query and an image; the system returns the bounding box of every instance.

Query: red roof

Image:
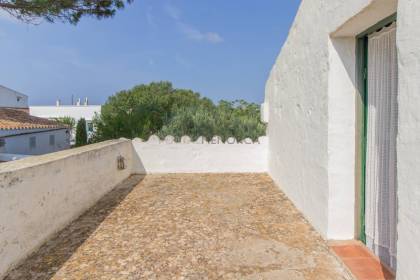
[0,108,67,130]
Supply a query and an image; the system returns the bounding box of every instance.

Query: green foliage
[158,105,217,141]
[75,118,87,147]
[93,81,266,142]
[93,82,173,141]
[53,116,75,130]
[0,0,132,24]
[215,100,266,141]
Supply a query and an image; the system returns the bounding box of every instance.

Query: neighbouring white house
[30,99,101,142]
[0,85,28,109]
[264,0,419,279]
[0,86,70,161]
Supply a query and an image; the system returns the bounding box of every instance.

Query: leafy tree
[158,105,217,141]
[0,0,133,24]
[93,81,267,142]
[93,82,173,141]
[75,118,87,147]
[213,100,265,141]
[53,116,75,130]
[158,99,266,141]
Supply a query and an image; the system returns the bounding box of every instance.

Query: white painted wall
[1,129,70,156]
[260,102,269,123]
[29,105,101,121]
[0,139,134,278]
[395,2,420,279]
[132,136,268,174]
[266,0,420,278]
[327,37,356,239]
[265,0,397,239]
[0,85,28,108]
[0,136,268,277]
[30,105,101,143]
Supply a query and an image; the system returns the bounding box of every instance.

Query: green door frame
[356,13,397,244]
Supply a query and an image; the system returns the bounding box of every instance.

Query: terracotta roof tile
[0,108,67,130]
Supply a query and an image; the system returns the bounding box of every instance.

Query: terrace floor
[5,174,352,280]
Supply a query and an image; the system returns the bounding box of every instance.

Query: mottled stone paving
[5,174,352,280]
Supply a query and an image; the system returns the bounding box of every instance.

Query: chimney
[84,97,88,106]
[76,98,81,106]
[56,99,61,107]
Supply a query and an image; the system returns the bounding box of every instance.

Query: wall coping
[0,139,130,173]
[134,135,267,145]
[0,135,268,174]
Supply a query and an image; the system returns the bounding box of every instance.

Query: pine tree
[0,0,132,24]
[75,118,88,147]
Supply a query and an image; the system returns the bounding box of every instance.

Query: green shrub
[75,118,88,147]
[93,81,266,142]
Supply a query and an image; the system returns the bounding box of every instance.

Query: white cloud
[164,3,223,44]
[203,32,224,44]
[178,22,223,44]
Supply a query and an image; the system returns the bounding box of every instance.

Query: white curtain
[365,22,398,271]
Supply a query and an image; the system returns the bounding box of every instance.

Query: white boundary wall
[0,139,134,278]
[132,135,268,174]
[0,136,267,278]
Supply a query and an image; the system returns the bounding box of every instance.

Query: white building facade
[30,104,101,123]
[0,128,70,157]
[0,87,70,160]
[0,85,28,109]
[264,0,420,279]
[30,104,101,141]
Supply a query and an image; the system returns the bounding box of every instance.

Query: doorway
[357,14,398,271]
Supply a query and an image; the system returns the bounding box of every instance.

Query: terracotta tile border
[328,240,395,280]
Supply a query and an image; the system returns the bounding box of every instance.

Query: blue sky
[0,0,300,105]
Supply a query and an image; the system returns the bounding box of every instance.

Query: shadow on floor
[5,173,351,279]
[4,175,144,280]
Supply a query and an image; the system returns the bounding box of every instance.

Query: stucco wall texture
[0,139,134,279]
[0,138,268,278]
[395,1,420,279]
[265,0,420,279]
[132,137,268,174]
